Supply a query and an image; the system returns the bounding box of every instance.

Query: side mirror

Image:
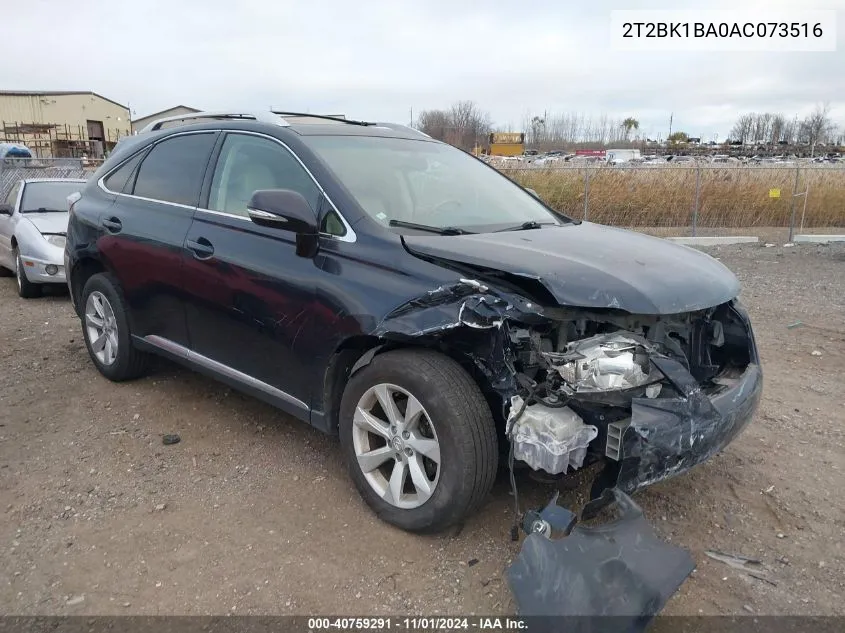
[0,203,12,216]
[247,189,318,234]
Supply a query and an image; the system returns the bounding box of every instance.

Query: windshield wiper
[22,207,65,213]
[494,221,557,232]
[388,219,473,235]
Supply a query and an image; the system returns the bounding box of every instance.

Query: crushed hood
[23,212,68,235]
[403,222,740,314]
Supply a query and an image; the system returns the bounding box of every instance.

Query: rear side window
[132,133,216,206]
[103,151,145,193]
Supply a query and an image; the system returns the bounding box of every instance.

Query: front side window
[132,133,216,206]
[20,181,85,213]
[306,135,569,233]
[208,134,321,218]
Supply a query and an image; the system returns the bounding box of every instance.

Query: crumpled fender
[507,489,695,633]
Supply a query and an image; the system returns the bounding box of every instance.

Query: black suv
[65,111,762,532]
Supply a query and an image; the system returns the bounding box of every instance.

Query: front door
[97,131,217,346]
[0,181,22,269]
[181,132,326,409]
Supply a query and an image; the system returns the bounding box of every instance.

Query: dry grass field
[501,165,845,229]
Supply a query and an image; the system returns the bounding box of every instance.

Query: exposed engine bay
[504,301,755,481]
[374,276,761,496]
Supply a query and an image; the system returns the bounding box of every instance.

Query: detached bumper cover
[508,490,694,632]
[611,357,763,494]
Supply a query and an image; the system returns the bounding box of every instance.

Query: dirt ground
[1,241,843,617]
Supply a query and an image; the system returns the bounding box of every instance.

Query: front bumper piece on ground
[508,489,695,633]
[505,357,762,630]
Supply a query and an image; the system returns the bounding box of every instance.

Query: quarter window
[103,151,145,194]
[5,181,21,208]
[132,133,216,206]
[208,134,321,218]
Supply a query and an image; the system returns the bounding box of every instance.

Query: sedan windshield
[306,136,568,233]
[20,181,85,213]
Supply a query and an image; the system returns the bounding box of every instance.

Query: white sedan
[0,178,87,298]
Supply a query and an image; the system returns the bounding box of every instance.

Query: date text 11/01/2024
[308,618,527,630]
[622,22,824,38]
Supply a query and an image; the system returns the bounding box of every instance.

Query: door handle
[186,237,214,260]
[101,217,122,233]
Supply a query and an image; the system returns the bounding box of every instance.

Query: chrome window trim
[144,335,308,411]
[98,129,357,243]
[97,129,219,210]
[194,206,348,242]
[208,130,357,243]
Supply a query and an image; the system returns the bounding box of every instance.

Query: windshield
[20,181,84,213]
[306,136,568,233]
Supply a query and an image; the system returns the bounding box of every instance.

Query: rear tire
[339,349,498,533]
[80,272,149,381]
[14,249,41,298]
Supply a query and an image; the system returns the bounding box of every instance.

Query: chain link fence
[498,163,845,243]
[2,158,843,244]
[0,158,103,201]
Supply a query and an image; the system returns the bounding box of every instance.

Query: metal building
[131,105,201,133]
[0,91,131,158]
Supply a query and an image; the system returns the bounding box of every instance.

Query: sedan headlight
[44,234,66,249]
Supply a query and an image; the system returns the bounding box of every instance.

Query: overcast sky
[5,0,843,138]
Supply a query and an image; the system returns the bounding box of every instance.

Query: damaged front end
[375,276,762,620]
[504,300,762,498]
[376,277,762,497]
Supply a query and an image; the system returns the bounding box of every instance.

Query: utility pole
[668,113,673,141]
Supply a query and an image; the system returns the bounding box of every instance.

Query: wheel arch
[69,256,112,316]
[315,333,504,434]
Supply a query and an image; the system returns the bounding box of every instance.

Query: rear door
[181,131,327,411]
[98,131,217,346]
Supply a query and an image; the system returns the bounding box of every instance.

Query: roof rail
[270,111,373,126]
[139,110,289,133]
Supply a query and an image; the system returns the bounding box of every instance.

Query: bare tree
[752,113,773,144]
[449,100,493,150]
[769,114,786,145]
[798,102,836,156]
[416,108,451,142]
[416,101,492,151]
[530,116,546,144]
[729,114,754,144]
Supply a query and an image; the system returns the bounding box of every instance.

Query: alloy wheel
[352,383,441,509]
[85,291,119,366]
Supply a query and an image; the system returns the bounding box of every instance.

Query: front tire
[339,349,498,533]
[80,273,149,381]
[14,249,41,298]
